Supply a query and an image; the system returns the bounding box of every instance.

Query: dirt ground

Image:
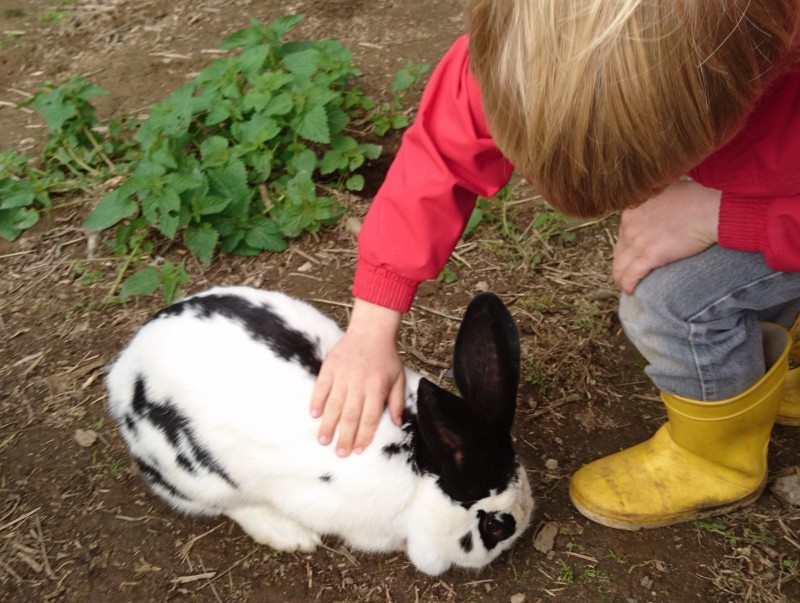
[1,1,800,602]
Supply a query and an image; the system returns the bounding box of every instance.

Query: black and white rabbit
[106,286,533,575]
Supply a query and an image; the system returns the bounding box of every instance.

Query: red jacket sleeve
[352,35,513,311]
[689,61,800,272]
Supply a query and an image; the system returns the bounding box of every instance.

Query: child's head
[466,0,798,217]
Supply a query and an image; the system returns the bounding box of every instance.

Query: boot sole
[569,480,766,531]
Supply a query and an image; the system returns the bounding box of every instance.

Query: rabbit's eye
[478,510,516,549]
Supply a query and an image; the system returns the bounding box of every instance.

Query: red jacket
[354,35,800,312]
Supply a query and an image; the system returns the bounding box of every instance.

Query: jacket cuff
[718,193,769,254]
[352,260,420,313]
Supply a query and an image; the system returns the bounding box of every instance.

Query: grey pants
[619,245,800,401]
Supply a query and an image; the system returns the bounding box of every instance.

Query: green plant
[556,560,574,584]
[696,518,739,545]
[3,15,426,303]
[0,151,51,240]
[608,549,630,564]
[371,59,430,135]
[84,15,415,296]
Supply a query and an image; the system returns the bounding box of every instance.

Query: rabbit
[105,286,533,576]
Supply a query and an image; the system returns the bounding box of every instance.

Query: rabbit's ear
[416,378,516,502]
[451,292,520,432]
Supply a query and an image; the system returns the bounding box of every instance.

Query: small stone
[771,473,800,506]
[510,594,526,603]
[640,575,654,589]
[74,429,98,448]
[533,521,559,554]
[544,458,559,470]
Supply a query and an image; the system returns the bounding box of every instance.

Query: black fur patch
[135,456,190,501]
[132,377,237,488]
[319,473,333,483]
[151,293,322,375]
[477,510,516,551]
[459,532,473,553]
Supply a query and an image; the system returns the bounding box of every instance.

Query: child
[310,1,800,528]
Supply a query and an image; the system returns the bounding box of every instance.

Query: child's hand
[613,180,721,294]
[310,299,405,457]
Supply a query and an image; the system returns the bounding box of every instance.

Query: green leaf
[282,48,323,78]
[360,143,382,160]
[84,189,138,231]
[208,160,252,207]
[345,174,364,191]
[245,216,287,251]
[193,194,230,216]
[184,222,219,264]
[319,149,346,175]
[239,46,270,76]
[199,136,230,167]
[120,267,160,300]
[296,105,330,144]
[0,181,35,209]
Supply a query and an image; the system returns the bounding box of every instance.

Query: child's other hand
[310,299,404,458]
[613,180,721,294]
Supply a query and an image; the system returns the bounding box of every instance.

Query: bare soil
[1,1,799,602]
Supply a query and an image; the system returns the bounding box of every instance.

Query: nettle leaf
[345,174,365,191]
[360,143,382,160]
[295,105,330,144]
[239,46,270,76]
[0,179,35,209]
[288,147,318,175]
[120,267,160,300]
[199,136,230,167]
[159,85,196,135]
[264,92,294,116]
[282,48,323,78]
[231,115,281,148]
[248,149,274,182]
[245,216,287,252]
[84,188,138,231]
[193,194,229,217]
[319,148,346,175]
[208,160,252,207]
[184,222,219,264]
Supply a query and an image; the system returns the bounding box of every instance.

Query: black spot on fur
[132,377,237,488]
[135,456,189,501]
[459,531,473,553]
[477,510,516,551]
[176,454,194,473]
[319,473,333,483]
[124,414,136,432]
[151,293,322,375]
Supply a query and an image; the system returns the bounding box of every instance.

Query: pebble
[771,472,800,506]
[510,594,526,603]
[544,458,559,470]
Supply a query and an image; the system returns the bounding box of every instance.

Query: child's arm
[310,36,513,456]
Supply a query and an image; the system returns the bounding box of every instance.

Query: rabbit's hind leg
[226,505,321,552]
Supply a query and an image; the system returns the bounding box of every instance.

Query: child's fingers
[351,391,386,453]
[316,380,346,446]
[332,391,363,457]
[387,376,405,426]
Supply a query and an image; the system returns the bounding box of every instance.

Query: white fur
[106,286,533,575]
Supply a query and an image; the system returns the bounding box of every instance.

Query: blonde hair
[466,0,799,217]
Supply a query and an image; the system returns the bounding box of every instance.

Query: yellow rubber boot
[776,314,800,426]
[569,323,790,530]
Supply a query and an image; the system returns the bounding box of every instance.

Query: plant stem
[84,127,117,171]
[106,237,142,300]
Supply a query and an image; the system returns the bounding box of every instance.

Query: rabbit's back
[106,287,346,513]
